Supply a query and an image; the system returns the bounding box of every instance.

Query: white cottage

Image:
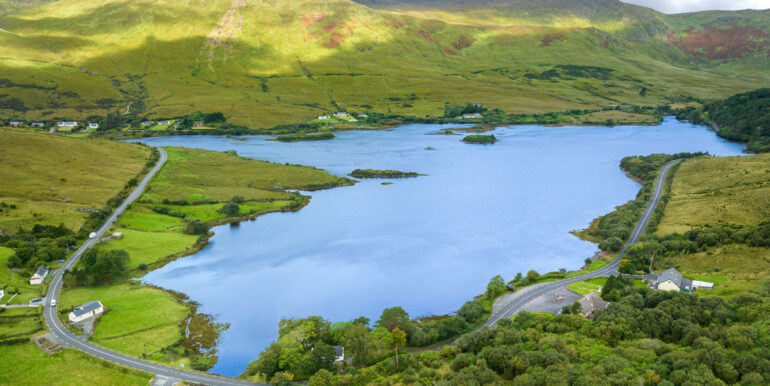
[657,268,683,292]
[29,266,49,285]
[69,301,104,323]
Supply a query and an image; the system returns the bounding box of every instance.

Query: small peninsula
[349,169,422,178]
[462,134,497,144]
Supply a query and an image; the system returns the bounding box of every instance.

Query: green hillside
[0,0,767,128]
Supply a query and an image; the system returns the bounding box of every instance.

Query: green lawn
[568,278,607,295]
[102,228,198,270]
[59,283,189,357]
[0,343,150,385]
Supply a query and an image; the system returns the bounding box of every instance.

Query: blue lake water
[128,117,745,376]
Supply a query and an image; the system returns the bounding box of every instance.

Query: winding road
[43,148,260,386]
[483,159,681,327]
[41,147,678,384]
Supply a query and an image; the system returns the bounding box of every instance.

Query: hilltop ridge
[0,0,767,127]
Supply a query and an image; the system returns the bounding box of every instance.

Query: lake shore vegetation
[349,169,422,178]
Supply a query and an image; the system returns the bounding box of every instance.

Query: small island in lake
[462,134,497,144]
[273,132,335,142]
[350,169,423,178]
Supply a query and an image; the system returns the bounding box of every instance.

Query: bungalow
[158,120,171,125]
[31,122,45,128]
[334,112,350,118]
[656,267,691,292]
[192,121,205,127]
[68,301,104,323]
[87,122,99,130]
[578,293,609,319]
[141,121,154,126]
[29,265,50,285]
[334,346,345,365]
[462,113,482,119]
[57,121,78,128]
[318,115,331,120]
[9,121,23,127]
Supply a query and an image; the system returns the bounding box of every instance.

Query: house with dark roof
[29,265,49,285]
[656,267,691,292]
[69,301,104,323]
[334,346,345,365]
[9,121,23,127]
[578,293,609,319]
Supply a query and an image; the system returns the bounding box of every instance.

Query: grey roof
[334,346,344,358]
[579,293,609,315]
[33,265,49,277]
[658,268,683,288]
[72,301,103,318]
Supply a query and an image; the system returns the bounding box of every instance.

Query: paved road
[483,159,681,327]
[43,148,260,386]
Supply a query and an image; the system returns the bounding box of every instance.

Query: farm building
[30,265,50,285]
[692,280,714,290]
[69,301,104,323]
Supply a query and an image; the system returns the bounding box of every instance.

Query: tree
[526,270,540,282]
[391,327,406,369]
[185,219,208,235]
[217,202,240,217]
[486,275,506,299]
[308,369,335,386]
[376,306,411,333]
[370,327,392,356]
[344,323,372,366]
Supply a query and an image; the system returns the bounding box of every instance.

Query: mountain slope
[0,0,767,127]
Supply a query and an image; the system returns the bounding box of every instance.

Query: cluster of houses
[317,112,367,121]
[7,119,183,131]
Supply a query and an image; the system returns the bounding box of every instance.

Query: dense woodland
[677,88,770,153]
[249,277,770,385]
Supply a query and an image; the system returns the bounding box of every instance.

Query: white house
[29,265,49,285]
[88,123,99,129]
[692,280,714,290]
[159,120,171,125]
[334,112,350,118]
[357,113,368,118]
[657,268,683,291]
[69,301,104,323]
[0,289,5,302]
[334,346,345,365]
[9,121,23,127]
[318,115,331,120]
[57,121,78,128]
[141,121,154,126]
[462,113,482,119]
[31,122,45,128]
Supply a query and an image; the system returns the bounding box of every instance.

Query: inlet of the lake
[128,117,745,375]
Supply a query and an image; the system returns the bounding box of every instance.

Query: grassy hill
[0,0,766,128]
[0,129,150,233]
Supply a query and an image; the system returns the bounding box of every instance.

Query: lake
[129,117,745,375]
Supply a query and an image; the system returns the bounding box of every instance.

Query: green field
[0,129,150,233]
[654,154,770,296]
[0,344,151,385]
[143,147,352,203]
[101,228,199,270]
[59,283,189,357]
[567,278,606,295]
[0,0,767,127]
[657,154,770,235]
[116,208,186,232]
